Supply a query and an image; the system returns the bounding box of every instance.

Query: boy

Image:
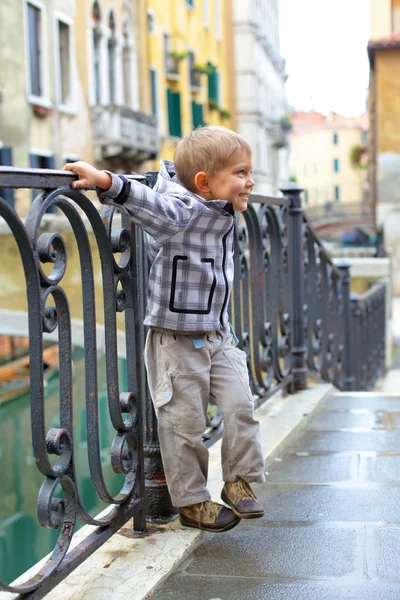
[64,126,266,533]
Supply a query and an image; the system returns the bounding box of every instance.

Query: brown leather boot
[221,478,264,519]
[179,500,240,532]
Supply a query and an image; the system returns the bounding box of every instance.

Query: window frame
[54,11,76,113]
[25,0,51,108]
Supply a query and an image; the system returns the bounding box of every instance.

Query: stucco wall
[290,127,366,207]
[370,0,391,39]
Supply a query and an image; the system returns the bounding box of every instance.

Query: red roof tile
[368,31,400,51]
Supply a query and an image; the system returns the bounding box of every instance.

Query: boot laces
[235,479,257,501]
[199,500,222,521]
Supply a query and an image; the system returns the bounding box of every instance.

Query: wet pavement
[152,392,400,599]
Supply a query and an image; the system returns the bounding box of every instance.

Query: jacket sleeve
[97,172,193,242]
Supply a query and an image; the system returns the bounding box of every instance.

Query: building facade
[231,0,289,195]
[146,0,232,165]
[0,0,158,215]
[289,111,369,210]
[369,0,400,293]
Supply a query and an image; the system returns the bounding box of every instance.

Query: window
[334,185,340,202]
[304,189,308,205]
[27,2,43,97]
[215,0,221,40]
[333,132,338,145]
[167,89,182,137]
[108,11,116,104]
[56,18,72,106]
[147,9,155,33]
[164,33,173,74]
[333,158,339,172]
[150,68,157,115]
[188,51,200,88]
[0,147,15,208]
[203,0,209,25]
[122,26,131,106]
[192,101,204,128]
[362,130,368,143]
[92,2,101,105]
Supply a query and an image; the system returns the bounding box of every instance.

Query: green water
[0,347,127,585]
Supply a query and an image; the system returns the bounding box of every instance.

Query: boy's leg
[144,329,210,507]
[209,327,266,517]
[145,329,240,531]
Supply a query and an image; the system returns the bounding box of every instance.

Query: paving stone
[153,576,400,600]
[266,454,353,483]
[255,485,400,523]
[374,526,400,580]
[179,525,357,579]
[365,455,400,483]
[290,430,400,453]
[308,411,383,430]
[323,395,400,412]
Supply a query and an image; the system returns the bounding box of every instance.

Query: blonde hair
[173,126,252,192]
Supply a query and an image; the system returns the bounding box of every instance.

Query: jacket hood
[158,160,234,215]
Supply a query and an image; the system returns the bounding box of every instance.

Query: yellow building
[368,0,400,293]
[368,0,400,210]
[289,111,368,209]
[146,0,232,164]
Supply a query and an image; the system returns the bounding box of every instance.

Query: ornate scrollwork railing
[0,168,386,598]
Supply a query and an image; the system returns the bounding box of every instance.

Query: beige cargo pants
[144,325,266,507]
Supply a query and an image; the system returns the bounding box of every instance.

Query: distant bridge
[304,202,375,238]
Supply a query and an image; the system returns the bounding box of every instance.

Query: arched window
[121,11,139,110]
[108,11,116,104]
[92,1,101,104]
[122,20,131,107]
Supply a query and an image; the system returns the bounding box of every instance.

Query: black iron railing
[0,168,386,597]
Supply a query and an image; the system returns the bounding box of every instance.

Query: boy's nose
[246,176,255,187]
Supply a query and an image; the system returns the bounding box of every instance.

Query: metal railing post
[140,173,177,520]
[350,292,362,390]
[282,183,308,392]
[337,262,356,391]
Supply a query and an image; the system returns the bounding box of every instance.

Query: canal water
[0,346,126,585]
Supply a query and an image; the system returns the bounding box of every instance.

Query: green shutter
[191,101,204,128]
[207,62,218,102]
[167,88,182,137]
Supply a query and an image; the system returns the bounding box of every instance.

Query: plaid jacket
[98,161,235,332]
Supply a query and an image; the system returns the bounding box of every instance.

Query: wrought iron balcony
[0,168,386,597]
[91,105,159,162]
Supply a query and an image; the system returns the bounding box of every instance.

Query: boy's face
[206,149,254,212]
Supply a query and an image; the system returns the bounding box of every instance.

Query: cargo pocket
[223,348,254,401]
[153,372,173,410]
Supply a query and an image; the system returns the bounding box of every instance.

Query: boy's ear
[194,171,210,193]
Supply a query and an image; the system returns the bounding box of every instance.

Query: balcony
[91,105,159,162]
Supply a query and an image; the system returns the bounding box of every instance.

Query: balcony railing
[0,169,386,597]
[91,106,159,161]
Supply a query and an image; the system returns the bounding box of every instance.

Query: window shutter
[0,147,15,208]
[191,101,204,128]
[167,89,182,137]
[207,62,218,102]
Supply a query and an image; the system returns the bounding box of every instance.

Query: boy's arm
[63,162,192,241]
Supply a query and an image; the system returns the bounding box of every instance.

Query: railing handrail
[0,167,387,597]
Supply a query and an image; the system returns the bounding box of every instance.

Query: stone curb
[1,382,334,600]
